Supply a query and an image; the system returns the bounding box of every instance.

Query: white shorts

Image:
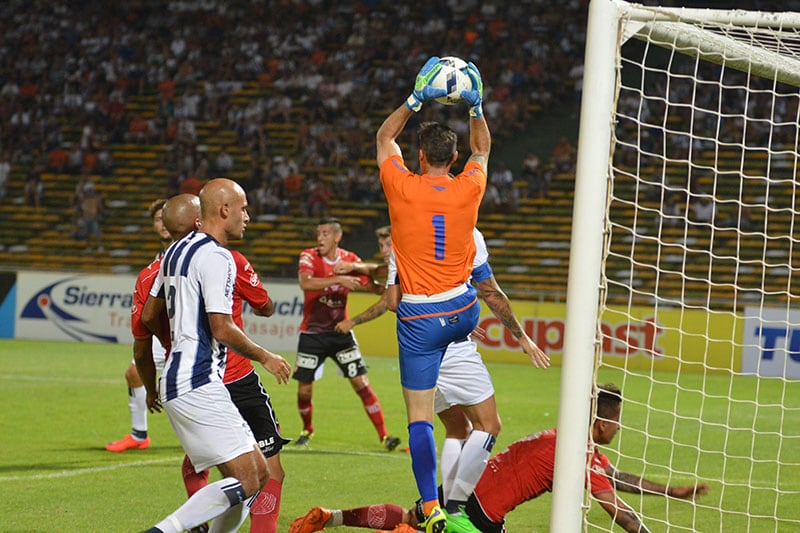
[164,381,257,472]
[434,339,495,414]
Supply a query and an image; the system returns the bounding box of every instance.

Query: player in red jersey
[292,217,400,451]
[108,198,170,452]
[290,385,709,533]
[376,56,489,531]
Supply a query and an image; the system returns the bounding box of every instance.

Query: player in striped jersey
[376,56,488,532]
[141,179,291,533]
[131,196,198,418]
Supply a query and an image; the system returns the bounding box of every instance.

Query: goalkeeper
[290,384,709,533]
[375,55,489,533]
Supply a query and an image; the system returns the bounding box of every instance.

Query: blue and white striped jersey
[150,230,236,401]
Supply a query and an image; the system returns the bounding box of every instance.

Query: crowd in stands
[0,0,595,218]
[0,0,790,228]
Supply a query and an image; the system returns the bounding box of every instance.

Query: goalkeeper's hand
[461,61,484,118]
[406,56,447,112]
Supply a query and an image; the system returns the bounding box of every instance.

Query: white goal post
[552,1,800,531]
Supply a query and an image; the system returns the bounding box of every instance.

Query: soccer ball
[429,56,473,106]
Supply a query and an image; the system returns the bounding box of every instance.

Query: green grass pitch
[1,338,797,531]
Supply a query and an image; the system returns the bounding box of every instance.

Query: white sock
[440,438,464,505]
[153,478,246,533]
[449,431,495,505]
[129,385,148,436]
[208,501,248,533]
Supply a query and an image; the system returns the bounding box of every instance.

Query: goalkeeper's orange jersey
[380,154,486,296]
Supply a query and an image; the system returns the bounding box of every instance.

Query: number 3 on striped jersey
[432,215,445,260]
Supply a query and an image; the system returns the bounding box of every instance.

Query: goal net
[552,1,800,531]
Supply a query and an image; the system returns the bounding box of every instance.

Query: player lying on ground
[290,384,709,533]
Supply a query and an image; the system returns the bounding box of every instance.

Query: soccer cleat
[442,511,481,533]
[289,506,332,533]
[418,507,446,533]
[105,434,150,452]
[383,435,401,451]
[294,430,313,447]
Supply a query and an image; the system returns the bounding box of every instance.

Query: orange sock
[423,499,440,516]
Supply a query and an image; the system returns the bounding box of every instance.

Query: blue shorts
[396,284,480,390]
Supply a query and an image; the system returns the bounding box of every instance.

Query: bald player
[376,57,489,533]
[133,194,200,414]
[141,179,291,533]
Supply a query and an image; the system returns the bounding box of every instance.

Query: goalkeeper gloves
[406,56,447,112]
[461,61,484,118]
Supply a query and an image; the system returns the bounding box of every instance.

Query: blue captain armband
[472,261,493,283]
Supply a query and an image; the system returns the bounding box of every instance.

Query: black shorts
[464,494,505,533]
[226,371,289,458]
[292,331,367,383]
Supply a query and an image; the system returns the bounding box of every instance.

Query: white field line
[0,374,120,385]
[0,448,408,482]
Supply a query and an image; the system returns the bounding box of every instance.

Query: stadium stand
[0,0,789,304]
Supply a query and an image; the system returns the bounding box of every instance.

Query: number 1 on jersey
[432,215,445,261]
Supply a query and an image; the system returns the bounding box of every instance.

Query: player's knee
[350,374,369,391]
[125,364,142,386]
[297,382,313,401]
[473,416,501,438]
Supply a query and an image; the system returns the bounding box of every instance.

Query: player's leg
[181,454,210,497]
[403,386,444,531]
[145,384,265,533]
[292,332,325,445]
[106,361,150,452]
[289,504,413,532]
[150,448,266,533]
[436,404,471,503]
[227,371,290,533]
[435,339,498,513]
[248,453,285,533]
[445,397,499,514]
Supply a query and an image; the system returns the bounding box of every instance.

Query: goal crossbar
[618,2,800,87]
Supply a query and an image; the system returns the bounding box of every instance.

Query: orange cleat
[374,525,419,533]
[105,434,150,452]
[289,506,332,533]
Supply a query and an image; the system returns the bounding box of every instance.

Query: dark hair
[418,121,457,167]
[596,383,622,420]
[374,225,391,239]
[318,217,342,234]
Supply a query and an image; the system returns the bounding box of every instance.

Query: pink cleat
[105,434,150,452]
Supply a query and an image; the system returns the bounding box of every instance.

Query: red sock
[297,397,313,433]
[249,478,282,533]
[181,455,210,498]
[357,385,388,441]
[342,504,405,528]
